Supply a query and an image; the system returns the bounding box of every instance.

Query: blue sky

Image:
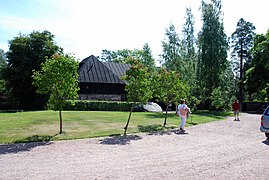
[0,0,268,61]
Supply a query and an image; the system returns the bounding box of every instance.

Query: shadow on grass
[138,124,165,132]
[187,120,198,126]
[0,135,57,155]
[144,113,175,119]
[100,135,142,145]
[13,134,57,144]
[138,124,178,136]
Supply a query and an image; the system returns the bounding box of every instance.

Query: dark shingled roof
[78,55,130,84]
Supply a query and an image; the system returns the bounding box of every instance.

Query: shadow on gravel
[262,140,269,146]
[13,134,57,144]
[0,134,57,155]
[142,128,188,136]
[0,141,52,155]
[138,124,180,136]
[171,129,189,135]
[147,131,173,136]
[100,135,142,145]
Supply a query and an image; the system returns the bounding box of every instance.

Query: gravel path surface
[1,113,269,180]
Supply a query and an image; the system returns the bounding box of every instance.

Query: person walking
[178,100,190,132]
[232,99,240,121]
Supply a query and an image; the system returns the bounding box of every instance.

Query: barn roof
[78,55,130,84]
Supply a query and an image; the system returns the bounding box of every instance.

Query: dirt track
[1,113,269,180]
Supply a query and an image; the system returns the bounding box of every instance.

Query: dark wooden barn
[78,55,130,101]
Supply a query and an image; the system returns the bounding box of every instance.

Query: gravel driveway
[1,113,269,180]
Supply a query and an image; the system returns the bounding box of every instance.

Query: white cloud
[0,0,268,61]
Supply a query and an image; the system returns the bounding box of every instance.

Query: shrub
[63,100,134,111]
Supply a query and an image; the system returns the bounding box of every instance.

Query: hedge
[63,100,134,111]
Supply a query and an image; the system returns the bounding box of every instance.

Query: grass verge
[0,110,232,144]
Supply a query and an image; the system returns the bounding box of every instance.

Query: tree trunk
[163,104,169,127]
[124,105,133,135]
[59,110,63,134]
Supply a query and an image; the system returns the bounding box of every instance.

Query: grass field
[0,110,232,144]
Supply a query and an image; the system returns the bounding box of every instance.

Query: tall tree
[32,54,79,134]
[181,7,197,90]
[182,7,196,61]
[244,30,269,100]
[4,31,62,110]
[197,0,229,109]
[140,43,156,73]
[230,18,256,103]
[161,23,182,72]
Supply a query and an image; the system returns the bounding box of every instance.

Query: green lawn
[0,110,232,144]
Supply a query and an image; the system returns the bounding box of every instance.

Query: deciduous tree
[181,7,198,98]
[123,57,152,135]
[100,44,156,72]
[4,31,62,110]
[32,54,79,134]
[161,23,183,72]
[152,68,188,126]
[245,30,269,100]
[197,0,229,109]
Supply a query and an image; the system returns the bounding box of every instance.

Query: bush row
[63,100,134,111]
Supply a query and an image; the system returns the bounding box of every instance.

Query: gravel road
[1,113,269,180]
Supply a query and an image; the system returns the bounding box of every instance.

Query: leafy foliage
[32,54,79,133]
[124,58,153,104]
[181,7,199,105]
[197,0,229,109]
[122,57,153,134]
[141,43,156,73]
[231,18,256,77]
[161,23,183,72]
[63,100,133,111]
[153,68,188,106]
[230,18,256,103]
[33,54,79,110]
[244,30,269,101]
[100,45,155,72]
[210,87,233,111]
[0,49,7,93]
[152,68,189,126]
[3,31,62,110]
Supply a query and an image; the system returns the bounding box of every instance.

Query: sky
[0,0,268,62]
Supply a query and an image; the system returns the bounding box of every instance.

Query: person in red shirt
[232,99,240,121]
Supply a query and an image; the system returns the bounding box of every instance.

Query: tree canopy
[244,30,269,101]
[197,0,229,109]
[152,68,188,126]
[161,23,182,72]
[3,30,62,110]
[32,54,79,133]
[230,18,256,103]
[100,44,155,72]
[123,57,153,134]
